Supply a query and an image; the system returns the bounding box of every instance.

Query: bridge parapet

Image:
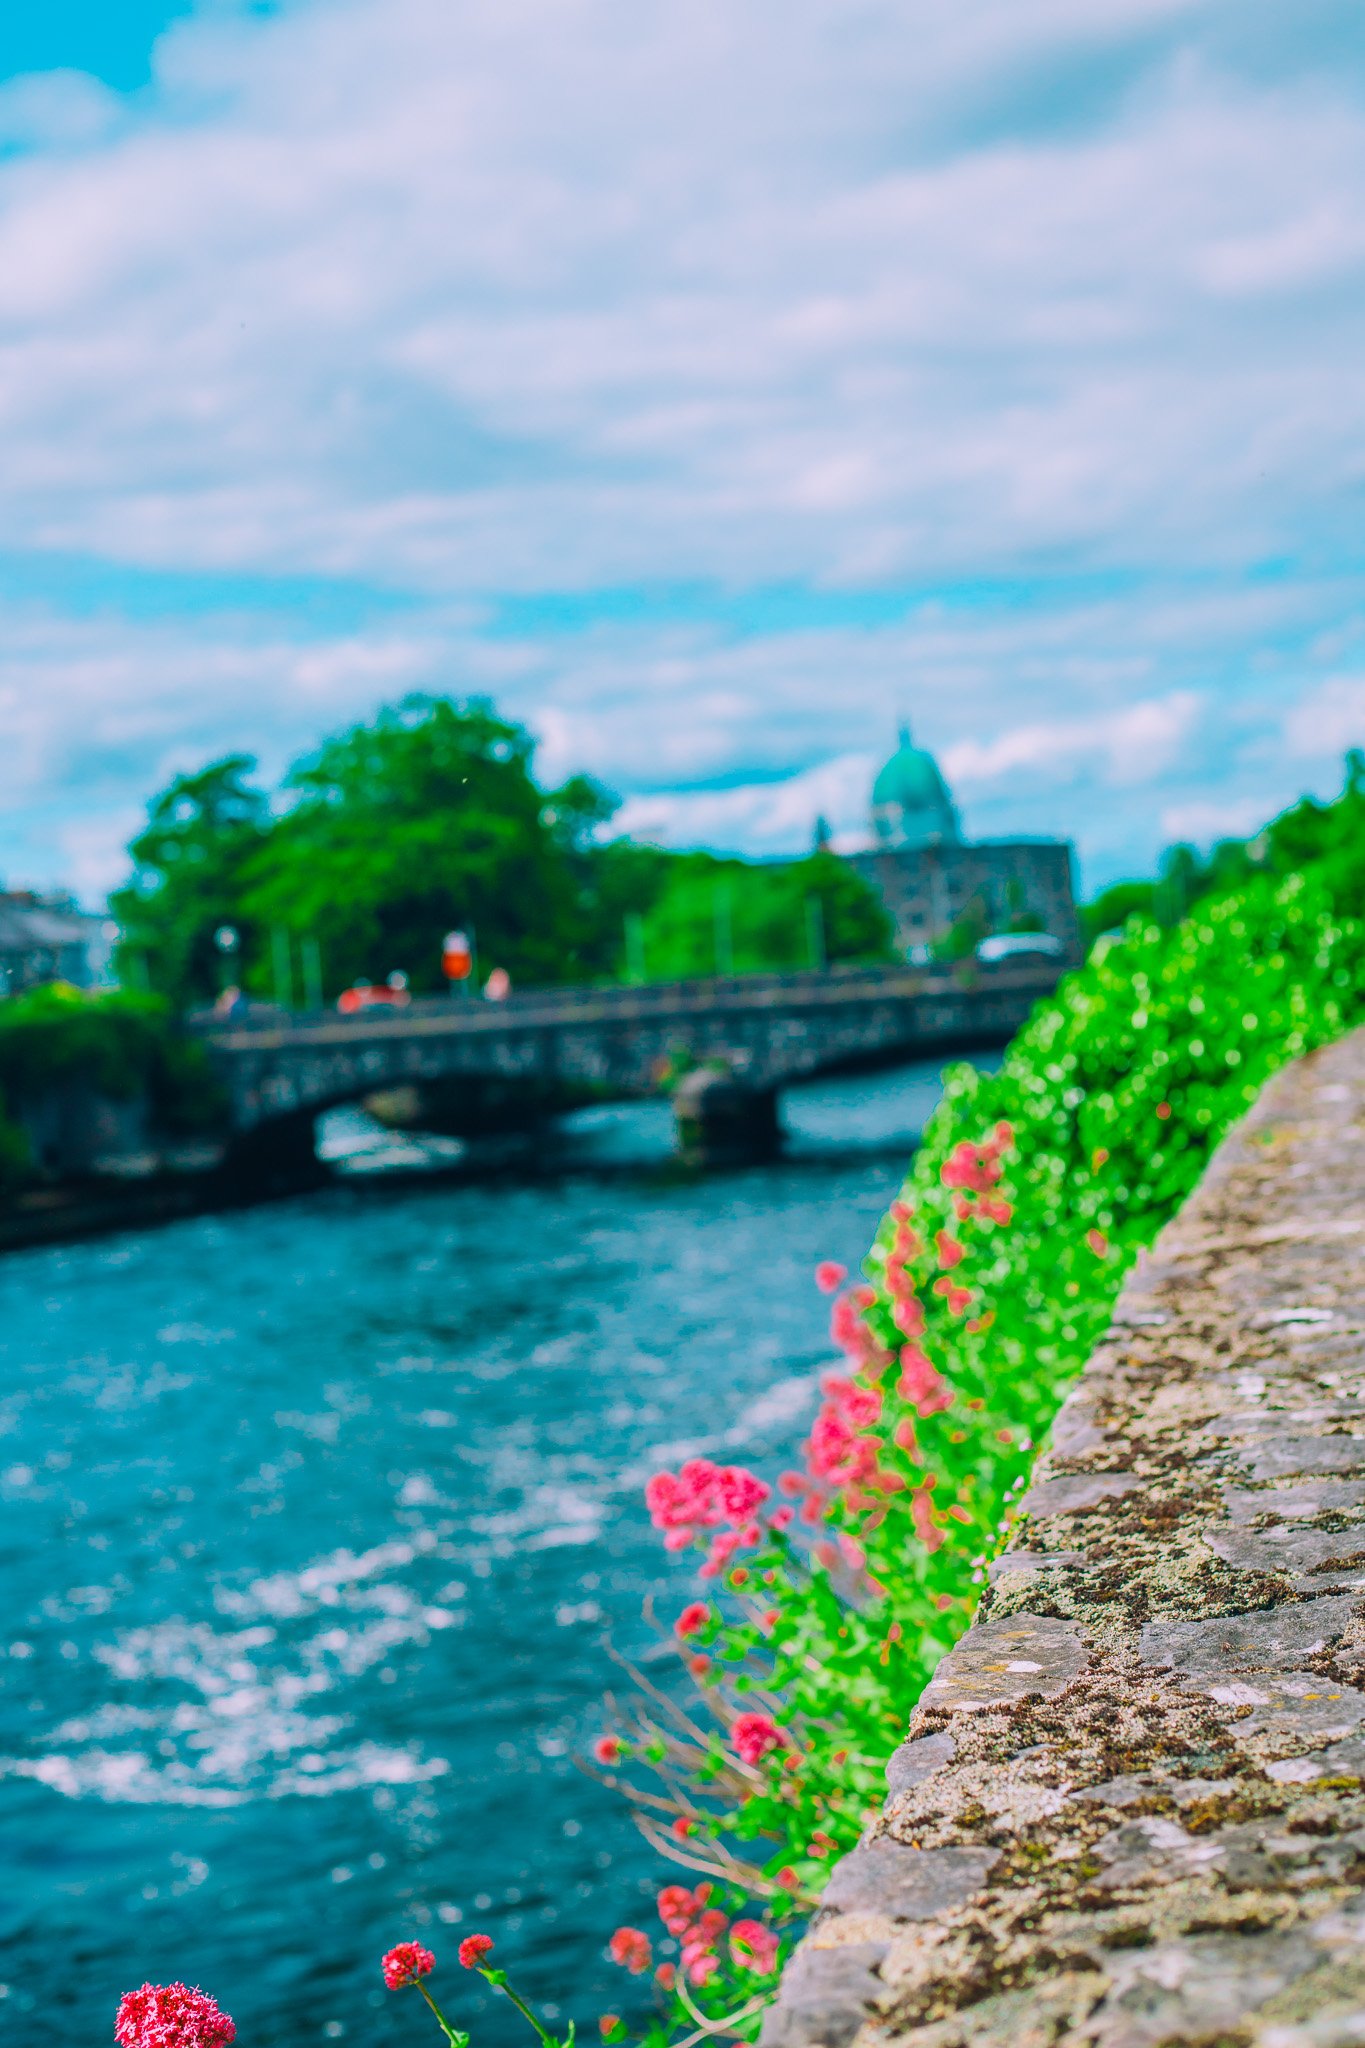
[197,959,1062,1145]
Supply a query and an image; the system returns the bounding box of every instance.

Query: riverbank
[0,1060,968,1256]
[763,1025,1365,2048]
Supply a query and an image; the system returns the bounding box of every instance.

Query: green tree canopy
[636,850,893,979]
[239,696,625,995]
[113,696,899,1009]
[110,755,268,1008]
[1080,752,1365,950]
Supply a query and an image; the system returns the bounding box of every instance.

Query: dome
[871,726,961,849]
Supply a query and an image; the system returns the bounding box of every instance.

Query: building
[847,728,1080,960]
[0,890,113,997]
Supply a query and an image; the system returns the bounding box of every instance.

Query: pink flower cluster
[609,1926,652,1974]
[645,1458,771,1577]
[657,1884,730,1985]
[940,1124,1012,1193]
[729,1919,780,1975]
[382,1942,436,1988]
[829,1284,892,1375]
[114,1985,236,2048]
[731,1711,787,1765]
[803,1375,898,1505]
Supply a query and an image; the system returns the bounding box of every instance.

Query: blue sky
[3,1,1365,903]
[1,6,198,91]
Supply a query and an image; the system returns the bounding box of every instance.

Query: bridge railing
[189,955,1066,1041]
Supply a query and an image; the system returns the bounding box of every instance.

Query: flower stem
[483,1969,556,2047]
[417,1979,467,2046]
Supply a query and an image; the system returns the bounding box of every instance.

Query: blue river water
[0,1063,969,2047]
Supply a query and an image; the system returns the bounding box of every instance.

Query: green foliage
[0,986,225,1170]
[1262,748,1365,915]
[114,697,679,1006]
[636,852,893,979]
[1081,751,1365,949]
[1080,877,1156,945]
[111,755,269,1012]
[610,854,1365,2042]
[930,895,989,962]
[240,696,624,995]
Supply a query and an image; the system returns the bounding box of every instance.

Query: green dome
[871,726,961,849]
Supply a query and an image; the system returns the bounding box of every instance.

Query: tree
[635,851,893,979]
[110,756,268,1010]
[239,696,623,995]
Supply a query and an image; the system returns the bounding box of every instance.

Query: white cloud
[943,692,1201,789]
[2,1,1365,896]
[1158,794,1278,846]
[1,1,1364,590]
[614,753,877,855]
[1283,675,1365,760]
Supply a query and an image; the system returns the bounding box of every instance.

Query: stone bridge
[199,959,1062,1167]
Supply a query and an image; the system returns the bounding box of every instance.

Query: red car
[336,979,410,1015]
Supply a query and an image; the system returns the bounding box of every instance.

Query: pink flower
[382,1944,436,1990]
[821,1373,882,1428]
[732,1712,786,1765]
[698,1527,742,1579]
[891,1294,925,1338]
[655,1963,677,1990]
[593,1735,622,1765]
[911,1484,945,1553]
[115,1985,236,2048]
[730,1921,780,1974]
[609,1927,653,1974]
[645,1459,771,1551]
[935,1231,965,1270]
[941,1137,1004,1193]
[932,1277,973,1315]
[686,1953,719,1986]
[897,1344,951,1416]
[814,1260,847,1293]
[675,1601,709,1638]
[459,1934,494,1969]
[658,1884,700,1935]
[599,2016,621,2039]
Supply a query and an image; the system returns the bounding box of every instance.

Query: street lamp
[214,924,240,999]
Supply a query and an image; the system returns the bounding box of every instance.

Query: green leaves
[611,847,1365,2047]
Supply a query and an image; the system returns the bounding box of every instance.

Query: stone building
[0,890,111,997]
[847,727,1080,959]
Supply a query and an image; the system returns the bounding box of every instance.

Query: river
[0,1060,978,2047]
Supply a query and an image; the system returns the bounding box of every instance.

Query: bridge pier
[673,1067,782,1168]
[219,1108,325,1194]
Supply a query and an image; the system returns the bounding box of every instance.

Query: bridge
[199,957,1063,1170]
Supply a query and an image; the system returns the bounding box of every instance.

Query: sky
[2,1,1365,905]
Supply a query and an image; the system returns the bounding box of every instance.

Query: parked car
[336,976,411,1016]
[976,931,1064,964]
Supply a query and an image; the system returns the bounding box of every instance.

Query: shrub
[602,868,1365,2041]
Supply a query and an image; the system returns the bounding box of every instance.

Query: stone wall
[763,1027,1365,2048]
[847,840,1080,959]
